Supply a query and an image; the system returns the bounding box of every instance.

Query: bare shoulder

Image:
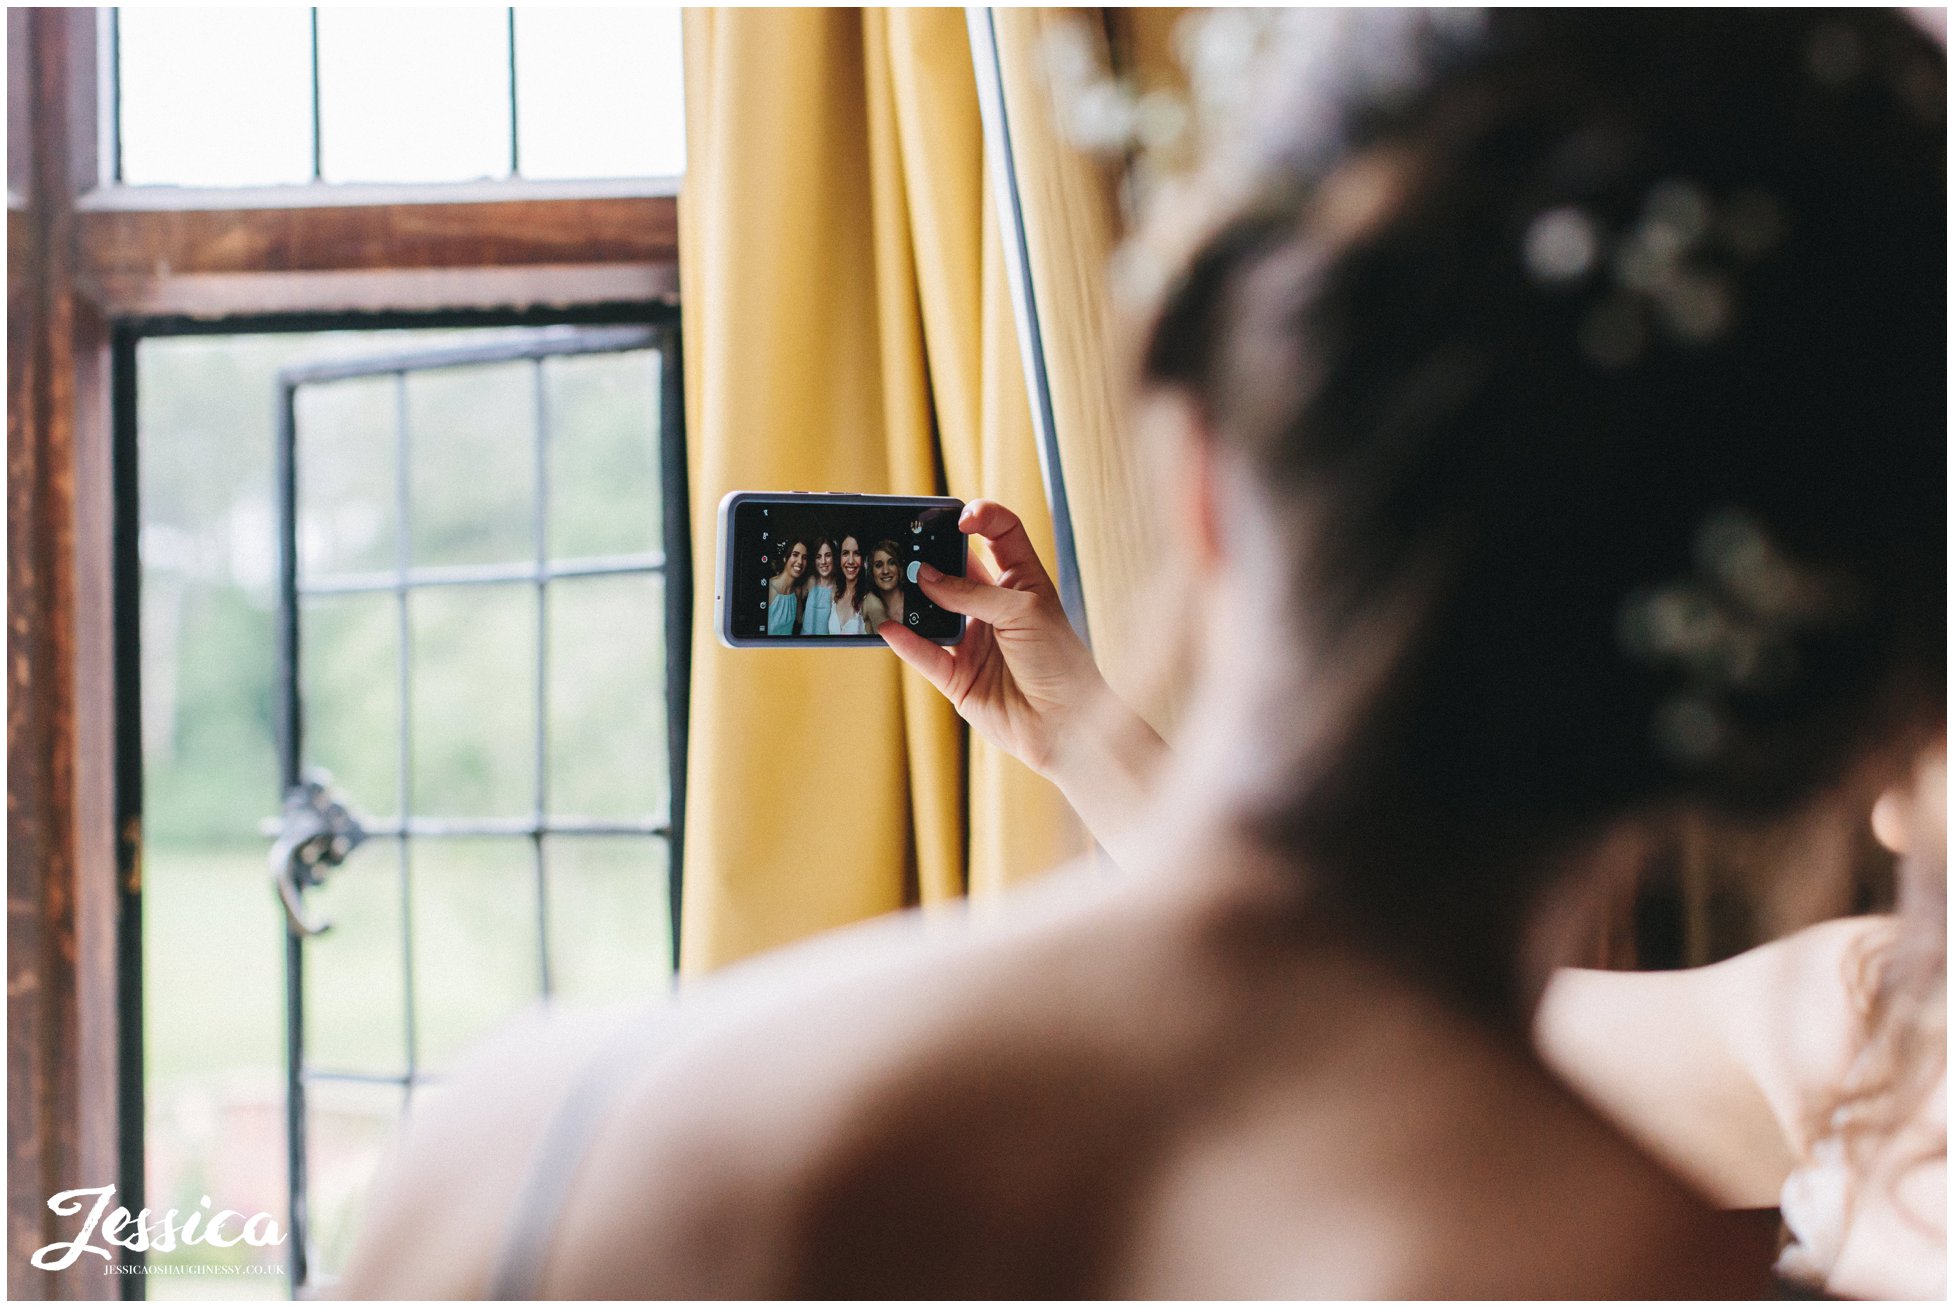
[1119,954,1777,1299]
[1420,1027,1780,1299]
[335,1002,653,1298]
[341,867,1784,1299]
[531,865,1181,1298]
[541,868,1774,1299]
[338,868,1142,1298]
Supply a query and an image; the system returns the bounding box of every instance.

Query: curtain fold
[989,9,1168,721]
[677,8,1085,973]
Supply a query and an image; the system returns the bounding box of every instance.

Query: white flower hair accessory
[1617,508,1863,766]
[1524,179,1786,370]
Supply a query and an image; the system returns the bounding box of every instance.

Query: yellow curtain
[678,8,1086,972]
[988,9,1184,722]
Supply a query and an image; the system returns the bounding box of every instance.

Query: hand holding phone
[716,492,967,647]
[879,497,1122,768]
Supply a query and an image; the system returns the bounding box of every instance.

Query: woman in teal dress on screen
[799,536,837,635]
[766,538,808,635]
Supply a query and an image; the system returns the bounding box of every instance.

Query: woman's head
[811,537,836,584]
[772,539,809,587]
[1141,11,1945,990]
[871,542,903,595]
[838,535,865,600]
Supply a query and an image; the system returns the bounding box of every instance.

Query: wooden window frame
[6,9,681,1294]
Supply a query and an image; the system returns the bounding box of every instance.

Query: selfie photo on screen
[720,494,965,646]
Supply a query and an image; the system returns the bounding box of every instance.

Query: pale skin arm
[1535,916,1889,1208]
[879,500,1167,868]
[1542,751,1940,1211]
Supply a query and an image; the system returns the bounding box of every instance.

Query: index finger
[959,500,1056,597]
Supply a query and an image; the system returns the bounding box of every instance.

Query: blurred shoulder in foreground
[339,856,1773,1300]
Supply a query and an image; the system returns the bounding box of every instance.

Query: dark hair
[833,533,869,613]
[1142,11,1945,997]
[771,537,813,592]
[870,540,903,593]
[806,535,837,594]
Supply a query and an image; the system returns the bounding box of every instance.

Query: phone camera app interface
[732,499,963,641]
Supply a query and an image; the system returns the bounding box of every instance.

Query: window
[7,7,687,1299]
[137,322,688,1295]
[114,7,685,188]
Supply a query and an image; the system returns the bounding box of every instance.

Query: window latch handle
[269,772,369,938]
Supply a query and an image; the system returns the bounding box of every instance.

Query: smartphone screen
[719,493,967,646]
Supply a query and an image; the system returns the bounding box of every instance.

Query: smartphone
[716,491,967,648]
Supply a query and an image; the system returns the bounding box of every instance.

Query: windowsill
[84,263,679,321]
[76,174,683,213]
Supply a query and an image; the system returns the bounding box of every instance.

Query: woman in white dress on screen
[829,534,871,635]
[799,536,836,635]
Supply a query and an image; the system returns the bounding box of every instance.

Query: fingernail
[917,562,942,583]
